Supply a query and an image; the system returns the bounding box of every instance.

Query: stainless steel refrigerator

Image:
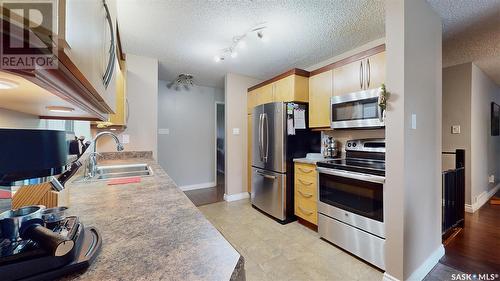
[251,102,320,223]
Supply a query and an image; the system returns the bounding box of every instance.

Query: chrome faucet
[86,132,124,178]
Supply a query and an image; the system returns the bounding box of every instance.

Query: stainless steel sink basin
[76,163,154,182]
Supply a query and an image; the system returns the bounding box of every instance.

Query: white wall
[95,54,159,157]
[0,108,41,128]
[470,63,500,207]
[225,73,261,196]
[157,81,224,187]
[385,0,443,280]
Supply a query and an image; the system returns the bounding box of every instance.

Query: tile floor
[199,199,384,281]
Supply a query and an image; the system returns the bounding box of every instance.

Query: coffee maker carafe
[323,136,338,158]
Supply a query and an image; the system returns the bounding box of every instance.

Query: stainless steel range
[316,138,386,269]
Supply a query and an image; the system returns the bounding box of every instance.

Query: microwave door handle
[378,89,383,122]
[366,58,371,89]
[360,60,364,90]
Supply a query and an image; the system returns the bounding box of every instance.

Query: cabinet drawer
[295,196,317,225]
[295,176,316,188]
[295,182,317,199]
[295,163,317,178]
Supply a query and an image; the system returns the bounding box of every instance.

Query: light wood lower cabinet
[294,162,318,225]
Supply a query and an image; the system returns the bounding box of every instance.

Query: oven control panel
[345,139,385,153]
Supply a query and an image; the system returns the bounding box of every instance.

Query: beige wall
[0,108,41,129]
[470,63,500,206]
[442,63,500,207]
[385,0,443,280]
[94,54,158,158]
[442,63,473,203]
[225,73,261,196]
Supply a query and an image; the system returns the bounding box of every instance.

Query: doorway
[183,102,225,206]
[215,102,225,196]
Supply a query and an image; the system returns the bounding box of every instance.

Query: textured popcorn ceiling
[116,0,385,88]
[428,0,500,84]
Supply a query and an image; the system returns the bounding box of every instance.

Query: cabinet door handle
[360,60,364,90]
[298,179,313,186]
[298,167,313,174]
[298,206,314,215]
[102,0,116,88]
[367,58,371,88]
[297,190,313,198]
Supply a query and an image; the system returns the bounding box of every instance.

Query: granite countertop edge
[293,157,324,164]
[62,152,244,281]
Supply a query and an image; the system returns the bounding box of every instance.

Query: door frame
[215,102,225,187]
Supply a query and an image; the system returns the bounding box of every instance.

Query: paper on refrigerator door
[294,109,306,129]
[287,117,295,135]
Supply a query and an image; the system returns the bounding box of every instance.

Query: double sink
[78,163,154,182]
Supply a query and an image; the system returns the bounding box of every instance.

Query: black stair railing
[441,149,465,240]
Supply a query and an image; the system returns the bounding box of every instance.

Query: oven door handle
[317,167,385,184]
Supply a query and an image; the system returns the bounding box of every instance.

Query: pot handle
[22,225,75,257]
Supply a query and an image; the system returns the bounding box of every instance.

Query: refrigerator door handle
[258,113,264,161]
[263,113,269,163]
[256,170,276,180]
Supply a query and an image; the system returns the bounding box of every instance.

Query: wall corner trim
[407,245,445,281]
[179,182,216,191]
[382,272,400,281]
[224,192,250,202]
[465,183,500,213]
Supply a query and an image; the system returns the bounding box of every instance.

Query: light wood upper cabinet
[365,51,386,90]
[247,71,310,114]
[333,59,364,96]
[256,83,274,105]
[274,75,309,103]
[309,70,333,128]
[247,90,258,114]
[64,0,118,111]
[333,51,386,96]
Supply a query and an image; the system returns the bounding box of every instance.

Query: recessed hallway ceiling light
[231,51,238,58]
[46,106,75,113]
[0,78,19,89]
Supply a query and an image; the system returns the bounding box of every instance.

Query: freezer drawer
[318,213,385,270]
[251,168,286,221]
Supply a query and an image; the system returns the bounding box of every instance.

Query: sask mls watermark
[0,0,58,69]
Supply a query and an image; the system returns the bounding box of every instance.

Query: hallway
[440,201,500,274]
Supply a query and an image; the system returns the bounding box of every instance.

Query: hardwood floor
[184,172,225,207]
[440,200,500,274]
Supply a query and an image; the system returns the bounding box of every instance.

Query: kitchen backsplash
[322,129,385,158]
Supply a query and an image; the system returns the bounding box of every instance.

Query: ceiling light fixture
[213,22,267,62]
[46,106,75,113]
[166,73,194,90]
[0,78,19,89]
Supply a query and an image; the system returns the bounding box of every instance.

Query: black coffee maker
[0,129,102,281]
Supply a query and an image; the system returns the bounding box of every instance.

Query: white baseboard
[224,192,250,202]
[465,183,500,213]
[382,272,400,281]
[407,244,445,281]
[179,182,215,191]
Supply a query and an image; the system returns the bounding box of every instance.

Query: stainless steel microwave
[330,88,385,129]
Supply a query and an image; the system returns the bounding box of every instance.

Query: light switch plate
[411,114,417,130]
[158,128,170,135]
[122,134,130,144]
[232,128,240,135]
[451,125,461,134]
[489,175,495,183]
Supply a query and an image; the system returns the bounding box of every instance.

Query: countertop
[62,153,244,281]
[293,157,325,165]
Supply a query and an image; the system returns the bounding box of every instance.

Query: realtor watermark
[452,273,500,281]
[0,0,58,69]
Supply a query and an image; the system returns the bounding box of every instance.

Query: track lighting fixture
[213,23,267,62]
